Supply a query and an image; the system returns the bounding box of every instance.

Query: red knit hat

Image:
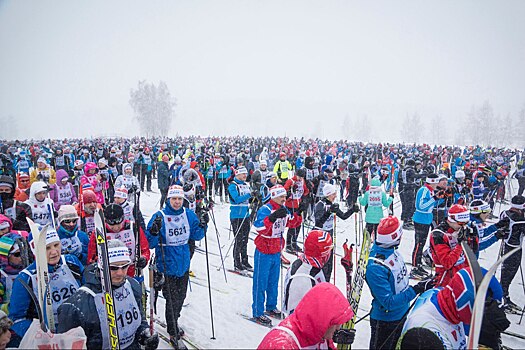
[304,230,333,268]
[82,190,97,204]
[448,204,470,224]
[376,216,403,247]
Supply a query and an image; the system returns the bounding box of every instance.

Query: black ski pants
[322,229,335,281]
[205,178,214,198]
[412,222,431,266]
[159,188,168,209]
[370,316,406,350]
[162,272,190,339]
[501,242,522,299]
[401,187,416,222]
[231,217,251,268]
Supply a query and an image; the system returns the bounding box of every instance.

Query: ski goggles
[109,262,131,271]
[105,217,124,226]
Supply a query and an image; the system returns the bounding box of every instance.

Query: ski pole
[218,213,250,271]
[203,223,216,339]
[333,215,337,285]
[354,311,370,325]
[208,205,228,282]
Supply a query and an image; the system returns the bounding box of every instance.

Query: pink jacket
[258,282,353,349]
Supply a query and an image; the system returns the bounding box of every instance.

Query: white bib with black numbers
[305,169,315,181]
[368,189,382,208]
[321,203,334,232]
[3,202,16,221]
[107,227,137,261]
[121,202,134,222]
[161,210,191,247]
[56,185,73,205]
[55,156,65,167]
[85,216,95,234]
[60,234,83,256]
[31,202,52,225]
[291,181,304,200]
[23,256,79,325]
[369,250,409,294]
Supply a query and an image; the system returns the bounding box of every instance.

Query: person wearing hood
[358,177,394,235]
[57,239,158,350]
[80,162,105,205]
[366,216,434,350]
[14,173,30,202]
[8,227,83,346]
[258,282,354,349]
[29,157,56,185]
[49,169,78,210]
[282,230,332,316]
[24,181,55,226]
[88,204,150,278]
[115,163,141,193]
[314,184,359,281]
[146,185,207,348]
[56,205,89,265]
[0,233,29,314]
[398,267,509,350]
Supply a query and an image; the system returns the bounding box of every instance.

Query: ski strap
[78,286,96,297]
[273,326,301,348]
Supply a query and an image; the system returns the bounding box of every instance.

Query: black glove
[495,216,510,229]
[298,201,307,213]
[352,204,359,214]
[153,271,165,291]
[100,173,107,181]
[136,256,147,269]
[149,216,163,236]
[251,190,259,198]
[129,184,138,194]
[412,278,435,294]
[495,228,508,240]
[138,329,160,350]
[199,211,210,227]
[433,190,445,200]
[268,207,288,222]
[332,328,355,345]
[330,203,339,213]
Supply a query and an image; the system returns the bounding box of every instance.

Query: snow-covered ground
[140,177,525,349]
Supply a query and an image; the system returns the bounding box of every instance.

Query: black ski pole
[203,216,216,339]
[208,205,228,282]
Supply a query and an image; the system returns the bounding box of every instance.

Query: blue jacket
[57,225,90,265]
[228,178,251,219]
[9,254,84,338]
[365,245,416,321]
[471,216,500,255]
[146,203,205,277]
[472,179,485,200]
[412,185,436,225]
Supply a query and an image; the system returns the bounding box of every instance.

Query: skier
[398,159,418,229]
[313,183,359,281]
[312,167,336,202]
[283,168,309,253]
[114,163,141,193]
[273,152,293,184]
[25,181,54,226]
[398,268,509,350]
[258,282,354,349]
[514,164,525,196]
[29,157,56,185]
[49,169,78,210]
[146,185,208,348]
[366,216,435,350]
[358,178,394,235]
[282,229,332,316]
[344,163,361,207]
[0,233,27,314]
[498,194,525,313]
[469,199,509,255]
[80,162,105,205]
[8,228,84,346]
[56,205,89,265]
[158,155,171,209]
[0,175,32,232]
[76,189,101,236]
[228,166,256,271]
[57,239,159,350]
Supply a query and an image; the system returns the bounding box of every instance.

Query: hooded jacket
[50,169,78,209]
[358,178,393,224]
[258,282,353,349]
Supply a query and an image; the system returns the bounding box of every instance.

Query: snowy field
[141,177,525,349]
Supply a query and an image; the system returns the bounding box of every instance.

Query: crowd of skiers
[0,136,523,349]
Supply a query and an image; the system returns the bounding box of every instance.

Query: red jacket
[284,176,309,209]
[430,222,468,287]
[254,200,301,254]
[258,282,353,349]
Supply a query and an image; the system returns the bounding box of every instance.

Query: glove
[153,271,165,291]
[199,211,210,227]
[352,204,359,214]
[298,201,307,213]
[136,256,148,269]
[250,190,259,198]
[495,216,510,229]
[268,207,288,222]
[332,328,355,345]
[138,329,160,350]
[433,190,445,200]
[292,184,299,192]
[495,228,508,240]
[149,216,163,236]
[412,278,435,294]
[330,203,339,213]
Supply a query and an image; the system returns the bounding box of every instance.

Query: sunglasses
[12,252,21,257]
[62,219,78,224]
[20,179,30,183]
[109,263,131,271]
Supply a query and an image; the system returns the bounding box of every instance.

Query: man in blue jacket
[365,216,434,350]
[146,184,208,348]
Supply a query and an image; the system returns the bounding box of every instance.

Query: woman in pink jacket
[258,282,354,350]
[80,162,105,205]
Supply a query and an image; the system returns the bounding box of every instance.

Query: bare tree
[400,113,422,143]
[129,80,176,137]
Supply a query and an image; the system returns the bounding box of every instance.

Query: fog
[1,0,524,143]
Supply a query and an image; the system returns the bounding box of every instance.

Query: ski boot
[169,336,188,350]
[265,309,283,319]
[242,261,254,272]
[504,298,523,314]
[253,315,272,326]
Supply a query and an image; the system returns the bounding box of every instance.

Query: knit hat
[376,216,403,247]
[0,215,11,231]
[270,185,287,199]
[260,160,267,166]
[28,226,60,254]
[82,190,97,204]
[324,167,334,174]
[469,200,491,215]
[511,195,525,210]
[104,204,124,225]
[98,158,108,166]
[100,240,131,268]
[58,205,79,223]
[37,157,46,164]
[167,185,184,199]
[0,175,15,190]
[235,166,248,175]
[439,267,476,325]
[426,173,440,184]
[266,171,277,180]
[447,204,470,224]
[323,184,337,197]
[123,163,133,172]
[114,187,128,200]
[455,170,466,179]
[295,168,306,179]
[303,230,333,268]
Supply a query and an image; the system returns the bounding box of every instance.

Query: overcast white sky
[1,0,524,141]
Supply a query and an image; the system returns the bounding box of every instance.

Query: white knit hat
[323,184,337,197]
[114,187,128,200]
[167,185,184,199]
[270,185,287,199]
[58,205,79,223]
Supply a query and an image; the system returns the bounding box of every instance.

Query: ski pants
[412,222,431,266]
[252,249,280,317]
[159,188,168,209]
[205,178,214,198]
[162,272,190,339]
[366,223,379,237]
[501,242,522,298]
[340,179,347,201]
[369,316,406,350]
[231,217,251,268]
[400,188,416,222]
[140,170,152,191]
